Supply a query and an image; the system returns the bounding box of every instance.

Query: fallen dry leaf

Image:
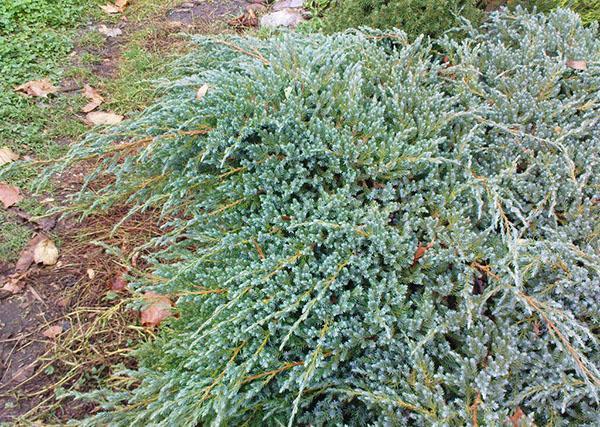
[98,24,122,37]
[0,183,23,208]
[509,406,526,427]
[1,274,26,294]
[42,325,63,339]
[196,84,209,100]
[228,8,259,29]
[15,79,58,98]
[0,147,19,166]
[16,235,46,272]
[412,240,435,267]
[140,291,172,327]
[87,268,96,280]
[100,3,121,14]
[86,111,123,126]
[81,84,105,113]
[111,272,128,291]
[566,60,587,71]
[115,0,129,8]
[33,238,59,266]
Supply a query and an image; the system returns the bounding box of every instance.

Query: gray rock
[272,0,305,12]
[260,8,305,28]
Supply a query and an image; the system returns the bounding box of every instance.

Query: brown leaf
[566,60,587,71]
[86,111,123,126]
[42,325,63,339]
[100,3,121,14]
[15,79,58,97]
[509,406,526,427]
[33,238,59,266]
[81,84,105,113]
[411,240,435,267]
[15,235,46,272]
[1,275,25,294]
[228,9,259,29]
[101,0,127,14]
[0,183,23,208]
[82,100,103,114]
[110,272,128,291]
[97,24,122,37]
[83,84,102,100]
[196,84,209,100]
[140,291,172,327]
[0,147,19,166]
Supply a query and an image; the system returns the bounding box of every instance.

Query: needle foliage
[58,8,599,426]
[316,0,483,38]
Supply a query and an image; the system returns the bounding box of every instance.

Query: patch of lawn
[0,211,32,262]
[0,0,101,167]
[105,27,188,114]
[0,0,101,261]
[0,1,185,262]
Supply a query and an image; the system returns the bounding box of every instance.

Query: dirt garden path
[0,1,264,422]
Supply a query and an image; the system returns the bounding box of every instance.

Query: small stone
[260,9,305,29]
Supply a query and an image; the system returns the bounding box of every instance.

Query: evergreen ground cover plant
[310,0,483,38]
[516,0,600,24]
[54,8,599,425]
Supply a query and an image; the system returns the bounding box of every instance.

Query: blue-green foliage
[63,8,599,426]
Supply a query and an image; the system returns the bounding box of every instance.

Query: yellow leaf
[196,84,210,100]
[33,238,59,266]
[86,111,124,126]
[566,60,587,71]
[15,78,58,97]
[81,84,105,113]
[42,325,63,339]
[0,182,23,208]
[98,24,122,37]
[0,147,19,166]
[100,3,121,14]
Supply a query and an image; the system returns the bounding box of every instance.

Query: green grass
[0,0,186,263]
[510,1,600,23]
[0,0,101,176]
[0,0,99,262]
[0,212,32,262]
[301,0,483,38]
[105,29,183,114]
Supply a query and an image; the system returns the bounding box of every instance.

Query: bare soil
[166,0,253,25]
